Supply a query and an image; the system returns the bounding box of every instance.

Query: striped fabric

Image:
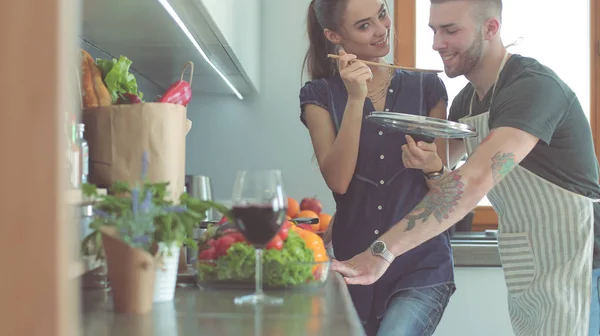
[461,111,594,336]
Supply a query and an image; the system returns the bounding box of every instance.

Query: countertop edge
[332,273,367,336]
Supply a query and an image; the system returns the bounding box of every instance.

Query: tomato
[278,221,291,241]
[214,235,236,256]
[266,235,284,250]
[227,231,246,243]
[198,247,216,261]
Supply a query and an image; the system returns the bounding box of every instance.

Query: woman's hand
[402,135,443,174]
[337,49,372,101]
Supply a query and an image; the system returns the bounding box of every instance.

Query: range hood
[81,0,260,99]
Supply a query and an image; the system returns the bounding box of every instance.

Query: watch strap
[424,164,445,180]
[380,249,394,263]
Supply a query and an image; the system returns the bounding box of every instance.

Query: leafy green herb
[96,55,144,103]
[80,152,226,260]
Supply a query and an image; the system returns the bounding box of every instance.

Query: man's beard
[445,30,484,78]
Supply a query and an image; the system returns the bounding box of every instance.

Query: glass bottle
[70,116,80,188]
[78,123,89,184]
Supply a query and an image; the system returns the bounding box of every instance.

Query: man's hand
[330,250,391,285]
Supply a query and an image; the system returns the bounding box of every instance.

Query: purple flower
[131,188,139,218]
[141,190,152,213]
[141,152,149,180]
[133,234,151,245]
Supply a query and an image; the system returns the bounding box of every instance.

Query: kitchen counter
[80,272,365,336]
[450,231,501,267]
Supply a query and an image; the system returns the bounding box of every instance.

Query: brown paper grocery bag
[82,102,192,201]
[100,226,157,314]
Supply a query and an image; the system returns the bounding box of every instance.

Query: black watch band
[424,165,445,180]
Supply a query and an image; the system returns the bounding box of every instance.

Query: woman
[298,0,455,335]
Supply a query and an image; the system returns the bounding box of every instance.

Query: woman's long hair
[301,0,347,81]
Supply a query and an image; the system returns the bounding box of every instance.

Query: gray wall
[184,0,394,213]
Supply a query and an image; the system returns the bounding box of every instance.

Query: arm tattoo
[405,172,465,231]
[491,151,516,183]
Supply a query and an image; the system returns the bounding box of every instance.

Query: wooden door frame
[394,0,598,231]
[0,1,80,335]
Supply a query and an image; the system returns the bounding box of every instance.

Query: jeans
[364,283,455,336]
[591,268,600,335]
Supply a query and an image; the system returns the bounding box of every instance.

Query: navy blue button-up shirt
[299,70,455,322]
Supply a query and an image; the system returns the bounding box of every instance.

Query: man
[331,0,600,335]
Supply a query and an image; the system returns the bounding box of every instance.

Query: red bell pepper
[217,215,228,225]
[158,61,194,106]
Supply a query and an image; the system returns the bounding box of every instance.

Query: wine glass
[230,169,287,305]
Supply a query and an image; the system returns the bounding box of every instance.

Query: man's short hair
[430,0,503,24]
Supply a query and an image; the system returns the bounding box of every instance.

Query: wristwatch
[370,240,394,264]
[424,164,445,180]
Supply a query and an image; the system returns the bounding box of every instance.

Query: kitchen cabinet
[195,0,261,93]
[81,0,261,98]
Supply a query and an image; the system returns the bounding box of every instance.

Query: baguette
[80,50,98,108]
[88,56,112,106]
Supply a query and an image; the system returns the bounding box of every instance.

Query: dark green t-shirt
[449,54,600,268]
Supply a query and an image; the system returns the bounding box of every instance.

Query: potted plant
[82,180,165,314]
[81,152,228,311]
[144,182,227,302]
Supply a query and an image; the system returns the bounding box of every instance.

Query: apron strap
[467,51,511,117]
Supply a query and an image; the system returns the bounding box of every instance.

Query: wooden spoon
[327,54,443,73]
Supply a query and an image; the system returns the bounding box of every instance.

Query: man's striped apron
[459,52,594,335]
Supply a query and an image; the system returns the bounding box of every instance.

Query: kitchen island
[80,272,365,336]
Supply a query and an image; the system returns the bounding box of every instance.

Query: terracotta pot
[100,227,156,314]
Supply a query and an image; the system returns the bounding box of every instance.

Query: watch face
[372,241,385,254]
[429,173,443,180]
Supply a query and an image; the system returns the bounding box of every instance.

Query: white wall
[435,267,513,336]
[185,0,393,213]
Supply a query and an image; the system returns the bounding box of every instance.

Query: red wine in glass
[230,169,287,305]
[230,204,283,246]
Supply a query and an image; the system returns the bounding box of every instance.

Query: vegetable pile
[80,49,193,108]
[196,220,329,287]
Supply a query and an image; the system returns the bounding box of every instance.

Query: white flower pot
[153,242,180,303]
